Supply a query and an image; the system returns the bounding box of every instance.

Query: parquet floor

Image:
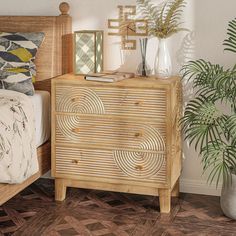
[0,179,235,236]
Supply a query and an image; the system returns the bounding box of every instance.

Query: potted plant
[181,18,236,219]
[137,0,187,78]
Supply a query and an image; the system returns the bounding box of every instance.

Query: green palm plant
[181,19,236,187]
[137,0,186,38]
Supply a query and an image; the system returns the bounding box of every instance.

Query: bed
[0,2,72,205]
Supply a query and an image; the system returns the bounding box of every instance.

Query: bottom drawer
[54,146,167,186]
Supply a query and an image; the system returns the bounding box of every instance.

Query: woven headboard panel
[0,2,73,82]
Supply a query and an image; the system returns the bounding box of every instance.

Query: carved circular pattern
[57,115,81,141]
[57,88,105,141]
[113,125,165,179]
[57,87,105,114]
[139,125,165,151]
[113,150,165,179]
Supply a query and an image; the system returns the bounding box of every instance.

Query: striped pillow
[0,32,45,95]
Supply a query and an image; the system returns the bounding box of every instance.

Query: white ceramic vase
[220,173,236,220]
[154,38,172,78]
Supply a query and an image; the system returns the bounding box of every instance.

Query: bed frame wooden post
[0,2,72,206]
[57,2,73,75]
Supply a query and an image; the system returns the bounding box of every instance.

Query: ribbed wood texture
[56,86,167,120]
[51,75,182,213]
[56,115,166,149]
[55,146,166,185]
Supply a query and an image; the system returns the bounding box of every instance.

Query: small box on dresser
[51,73,182,213]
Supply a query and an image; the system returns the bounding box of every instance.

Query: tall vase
[220,173,236,220]
[137,38,151,77]
[154,38,172,78]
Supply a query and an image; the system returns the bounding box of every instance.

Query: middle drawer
[56,114,166,152]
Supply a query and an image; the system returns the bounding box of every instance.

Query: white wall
[1,0,235,195]
[180,0,236,196]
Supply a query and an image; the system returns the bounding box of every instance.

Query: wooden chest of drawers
[51,73,182,213]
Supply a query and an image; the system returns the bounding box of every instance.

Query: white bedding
[0,90,38,183]
[29,90,50,148]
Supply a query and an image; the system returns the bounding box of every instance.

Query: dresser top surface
[53,73,181,89]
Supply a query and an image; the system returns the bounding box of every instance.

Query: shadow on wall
[176,31,195,69]
[117,45,141,73]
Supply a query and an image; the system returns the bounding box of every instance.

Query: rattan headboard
[0,2,73,82]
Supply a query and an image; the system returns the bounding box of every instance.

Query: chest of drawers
[51,74,182,213]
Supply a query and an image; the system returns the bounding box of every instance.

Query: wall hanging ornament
[74,30,103,75]
[108,5,148,50]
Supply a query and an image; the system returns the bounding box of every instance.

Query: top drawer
[55,84,167,120]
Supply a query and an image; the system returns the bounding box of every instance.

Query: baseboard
[41,173,222,196]
[180,178,222,196]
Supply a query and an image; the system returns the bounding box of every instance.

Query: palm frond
[181,59,236,104]
[225,115,236,145]
[137,0,187,38]
[223,18,236,53]
[181,96,225,151]
[201,140,236,187]
[163,0,186,33]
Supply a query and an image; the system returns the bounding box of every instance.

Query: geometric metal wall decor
[74,30,103,74]
[108,5,148,50]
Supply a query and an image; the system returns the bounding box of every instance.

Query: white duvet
[0,89,38,184]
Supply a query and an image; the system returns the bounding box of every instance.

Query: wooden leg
[159,189,171,213]
[172,180,180,197]
[55,178,67,201]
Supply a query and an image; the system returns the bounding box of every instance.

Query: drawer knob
[135,165,143,171]
[72,159,79,164]
[134,132,142,137]
[71,98,79,102]
[72,128,80,133]
[134,101,142,106]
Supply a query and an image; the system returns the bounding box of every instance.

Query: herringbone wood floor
[0,179,235,236]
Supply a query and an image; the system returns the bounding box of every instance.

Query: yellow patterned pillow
[0,32,45,95]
